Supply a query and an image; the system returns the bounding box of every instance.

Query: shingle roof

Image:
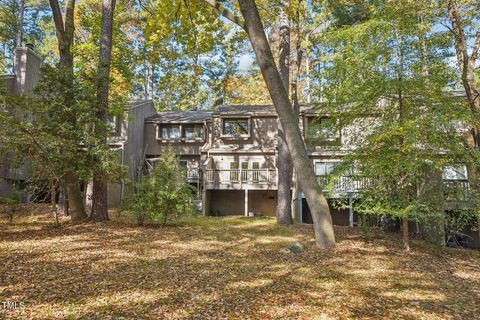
[145,110,213,123]
[216,105,277,114]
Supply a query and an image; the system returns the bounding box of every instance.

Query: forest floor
[1,204,479,320]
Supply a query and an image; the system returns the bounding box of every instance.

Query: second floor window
[184,124,204,140]
[307,117,341,145]
[162,124,181,140]
[443,165,468,180]
[223,118,250,136]
[314,162,341,176]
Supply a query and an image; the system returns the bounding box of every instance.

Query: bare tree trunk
[90,0,116,222]
[447,1,480,141]
[238,0,335,248]
[447,0,480,242]
[48,0,88,223]
[51,180,59,227]
[402,216,410,252]
[291,6,302,221]
[57,185,67,215]
[276,9,293,225]
[396,32,410,251]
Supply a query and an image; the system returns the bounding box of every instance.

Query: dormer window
[222,118,250,137]
[161,124,181,140]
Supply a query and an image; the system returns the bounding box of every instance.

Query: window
[161,124,181,140]
[252,162,260,182]
[107,116,118,135]
[178,160,188,168]
[307,117,340,145]
[241,161,249,182]
[443,165,468,180]
[184,124,204,140]
[314,162,341,176]
[223,118,250,136]
[230,162,239,181]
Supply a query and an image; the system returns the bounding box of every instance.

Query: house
[141,103,479,248]
[142,105,381,223]
[0,47,155,207]
[0,46,43,197]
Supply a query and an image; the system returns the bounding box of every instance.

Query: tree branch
[48,0,65,36]
[470,30,480,64]
[202,0,246,30]
[63,0,75,47]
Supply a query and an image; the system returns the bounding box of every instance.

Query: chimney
[13,46,43,95]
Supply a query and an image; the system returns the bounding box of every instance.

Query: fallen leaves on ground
[0,205,479,319]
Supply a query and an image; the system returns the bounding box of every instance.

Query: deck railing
[205,169,277,184]
[443,179,470,201]
[316,175,372,194]
[145,159,199,182]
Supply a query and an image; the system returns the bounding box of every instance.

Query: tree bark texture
[238,0,335,248]
[276,10,293,225]
[90,0,116,221]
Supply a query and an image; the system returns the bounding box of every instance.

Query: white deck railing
[316,175,372,194]
[205,169,277,184]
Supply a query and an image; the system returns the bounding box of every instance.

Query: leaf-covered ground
[1,205,479,319]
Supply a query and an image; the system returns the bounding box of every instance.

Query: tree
[317,0,480,250]
[276,8,293,225]
[212,0,336,248]
[48,0,87,222]
[0,66,110,225]
[90,0,116,221]
[446,0,480,150]
[122,147,195,226]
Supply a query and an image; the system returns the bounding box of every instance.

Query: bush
[122,148,195,225]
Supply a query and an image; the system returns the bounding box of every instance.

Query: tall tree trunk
[402,215,410,252]
[276,9,293,225]
[291,6,303,221]
[57,185,67,215]
[447,0,480,242]
[90,0,116,221]
[48,0,87,222]
[396,32,410,251]
[51,180,59,227]
[238,0,335,248]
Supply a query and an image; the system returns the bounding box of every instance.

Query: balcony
[317,175,372,197]
[443,179,471,202]
[144,159,200,183]
[204,169,277,190]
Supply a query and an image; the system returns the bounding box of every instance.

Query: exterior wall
[210,114,278,150]
[144,122,208,156]
[206,189,277,217]
[107,100,156,208]
[0,48,42,198]
[208,190,245,216]
[249,190,277,216]
[1,75,15,93]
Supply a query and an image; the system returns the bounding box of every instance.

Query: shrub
[122,147,195,225]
